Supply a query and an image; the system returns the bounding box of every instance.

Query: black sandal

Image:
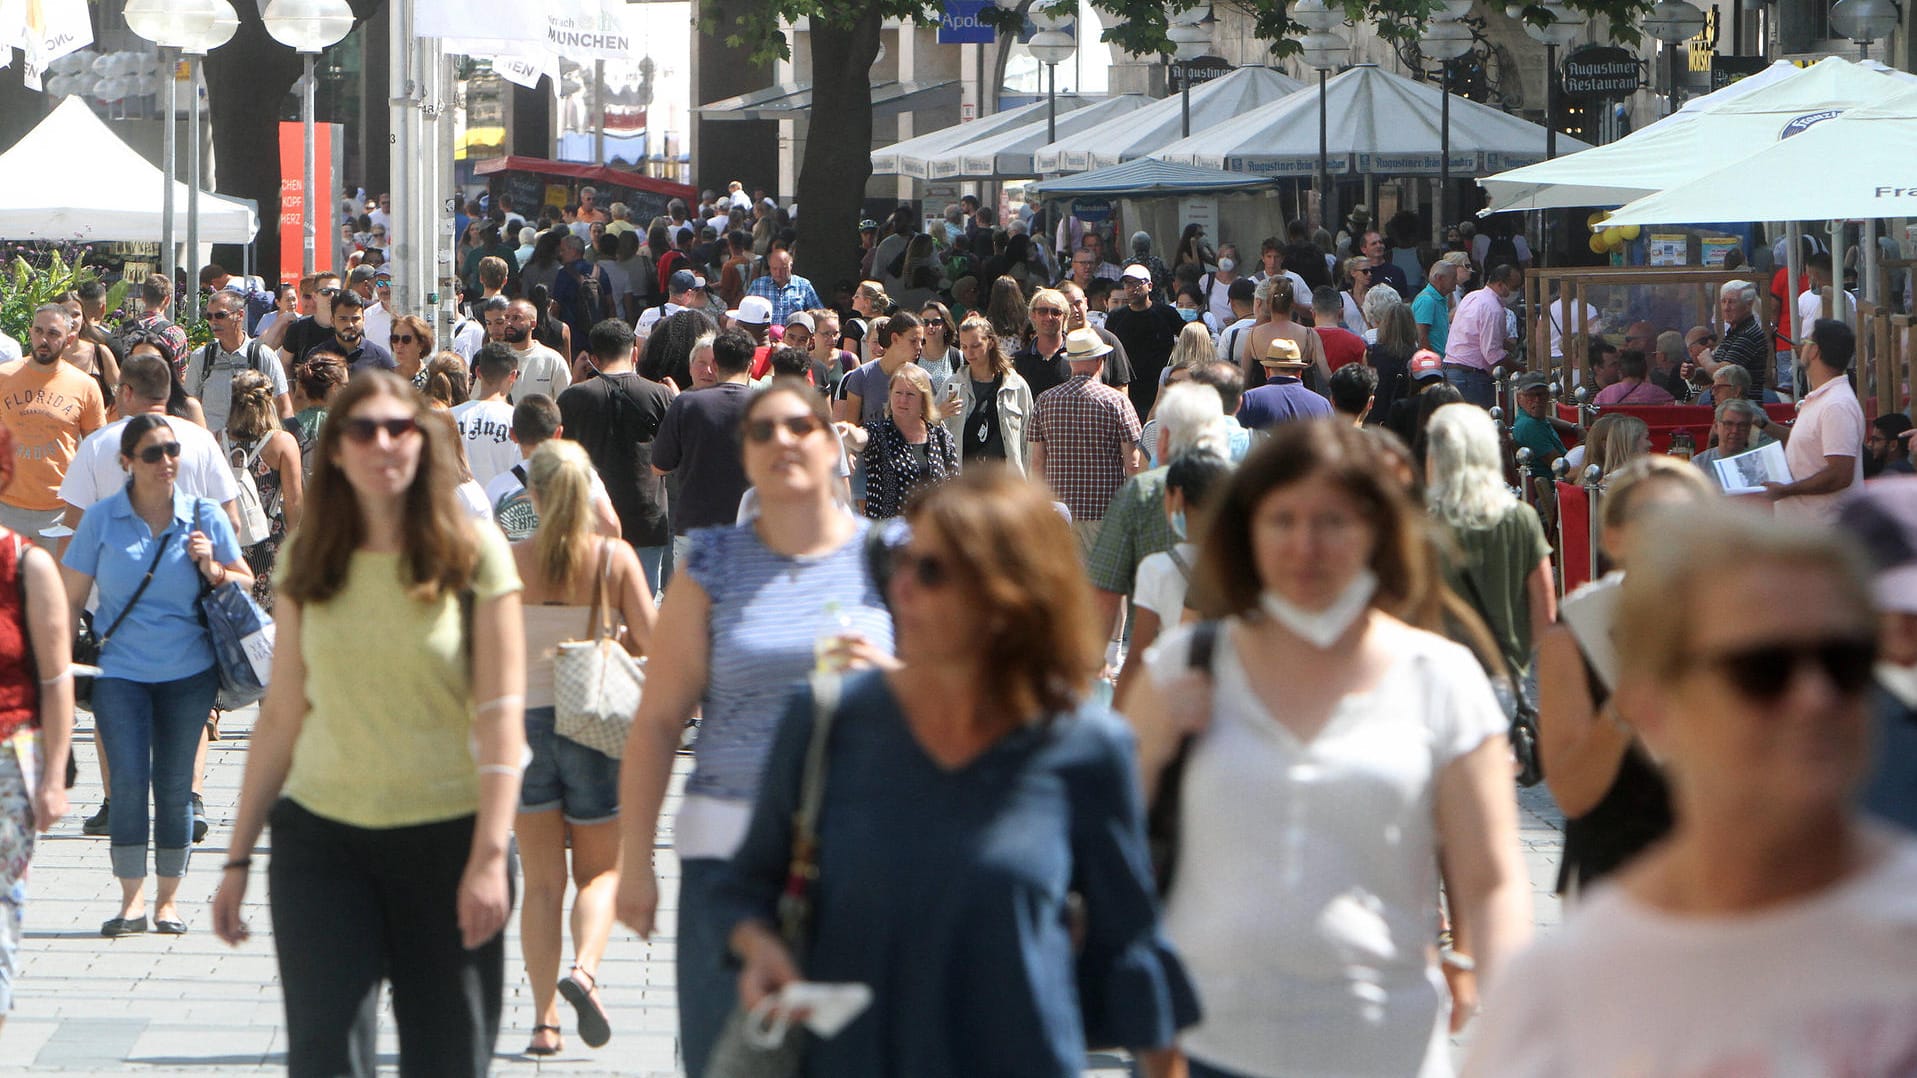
[558,966,611,1048]
[525,1025,563,1057]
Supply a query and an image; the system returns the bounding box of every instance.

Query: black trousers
[267,799,508,1078]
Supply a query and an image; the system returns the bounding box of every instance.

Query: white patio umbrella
[1478,55,1901,213]
[1150,63,1585,177]
[872,96,1103,178]
[1030,66,1305,174]
[923,94,1154,181]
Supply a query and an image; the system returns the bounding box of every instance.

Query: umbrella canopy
[1603,86,1917,226]
[1031,67,1306,174]
[1478,56,1901,213]
[1028,158,1282,197]
[0,96,257,243]
[872,96,1103,178]
[1150,64,1587,177]
[924,95,1154,181]
[1633,58,1807,137]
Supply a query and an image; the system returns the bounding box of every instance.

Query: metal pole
[1317,69,1329,232]
[1181,62,1191,138]
[162,46,177,285]
[593,59,607,164]
[186,54,202,325]
[1439,61,1451,233]
[1046,63,1056,144]
[1669,45,1682,114]
[389,0,412,318]
[439,51,458,337]
[1545,44,1557,159]
[302,52,317,278]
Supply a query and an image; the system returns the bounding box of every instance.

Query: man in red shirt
[1311,287,1367,371]
[1768,239,1811,394]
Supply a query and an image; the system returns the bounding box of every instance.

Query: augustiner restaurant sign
[1561,45,1643,100]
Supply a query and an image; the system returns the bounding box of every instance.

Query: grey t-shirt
[839,361,897,427]
[187,339,289,435]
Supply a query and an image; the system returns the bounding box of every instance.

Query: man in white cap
[727,294,774,346]
[1845,479,1917,829]
[1237,338,1332,432]
[1028,327,1144,557]
[1104,263,1183,421]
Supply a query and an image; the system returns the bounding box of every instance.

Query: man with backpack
[485,394,620,542]
[552,233,614,361]
[187,291,292,436]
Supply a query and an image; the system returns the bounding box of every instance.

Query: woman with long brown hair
[985,274,1030,358]
[945,315,1032,474]
[211,371,526,1076]
[715,467,1196,1074]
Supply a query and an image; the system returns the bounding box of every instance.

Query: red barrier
[1552,402,1798,454]
[1556,481,1592,595]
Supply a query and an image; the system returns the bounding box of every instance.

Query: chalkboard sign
[500,172,546,216]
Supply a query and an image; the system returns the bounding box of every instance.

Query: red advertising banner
[278,122,337,286]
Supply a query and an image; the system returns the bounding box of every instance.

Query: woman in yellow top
[210,371,527,1078]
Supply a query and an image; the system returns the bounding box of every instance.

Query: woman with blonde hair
[510,439,656,1057]
[423,351,472,409]
[945,314,1032,474]
[1598,414,1651,477]
[1342,256,1375,334]
[223,369,305,611]
[389,315,436,389]
[211,370,525,1074]
[862,363,959,519]
[841,280,890,362]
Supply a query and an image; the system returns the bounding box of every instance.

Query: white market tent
[1031,66,1306,174]
[1477,56,1901,214]
[1604,86,1917,226]
[1632,58,1806,137]
[924,94,1154,181]
[872,95,1104,179]
[0,96,258,243]
[1149,63,1587,177]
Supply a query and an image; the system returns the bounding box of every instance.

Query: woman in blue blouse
[62,414,251,937]
[616,378,894,1077]
[715,467,1198,1076]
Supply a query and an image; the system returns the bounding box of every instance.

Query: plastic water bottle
[814,601,855,674]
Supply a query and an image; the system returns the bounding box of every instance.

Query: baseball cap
[729,295,774,326]
[668,269,704,294]
[1516,372,1552,392]
[1121,263,1152,283]
[347,265,378,286]
[1837,478,1917,614]
[785,311,816,332]
[1260,338,1306,367]
[1410,349,1445,382]
[858,219,878,232]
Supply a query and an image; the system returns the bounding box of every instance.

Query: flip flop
[557,967,611,1048]
[525,1025,563,1057]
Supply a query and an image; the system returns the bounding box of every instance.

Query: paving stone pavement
[1,707,1568,1076]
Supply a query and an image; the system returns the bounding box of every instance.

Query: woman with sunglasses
[1125,421,1529,1078]
[861,365,959,521]
[917,300,961,400]
[1538,457,1714,896]
[388,315,436,390]
[1342,256,1374,335]
[617,379,893,1078]
[211,371,526,1076]
[61,415,252,937]
[715,468,1196,1074]
[1468,505,1914,1076]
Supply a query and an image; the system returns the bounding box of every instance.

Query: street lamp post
[1830,0,1902,59]
[1421,18,1474,237]
[125,0,220,288]
[1295,0,1348,232]
[1167,19,1214,138]
[179,3,239,326]
[263,0,355,279]
[1522,3,1587,160]
[1028,30,1076,144]
[1643,0,1705,115]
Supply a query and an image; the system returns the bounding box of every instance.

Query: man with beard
[0,304,107,536]
[309,290,394,374]
[504,298,573,403]
[278,270,343,367]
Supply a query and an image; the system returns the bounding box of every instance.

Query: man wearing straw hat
[1238,338,1332,433]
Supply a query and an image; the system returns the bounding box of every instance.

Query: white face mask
[1219,258,1236,274]
[1258,569,1378,649]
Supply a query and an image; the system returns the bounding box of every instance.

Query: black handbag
[73,527,173,711]
[1453,569,1545,788]
[1145,620,1220,899]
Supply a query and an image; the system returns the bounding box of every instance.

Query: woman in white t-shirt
[1116,450,1229,708]
[1126,421,1531,1078]
[1467,505,1917,1077]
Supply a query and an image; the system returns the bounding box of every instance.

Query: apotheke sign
[1560,46,1642,100]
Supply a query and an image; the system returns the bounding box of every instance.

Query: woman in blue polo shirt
[61,414,250,937]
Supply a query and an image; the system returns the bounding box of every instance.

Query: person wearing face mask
[1172,285,1221,341]
[1199,244,1241,327]
[1123,420,1531,1078]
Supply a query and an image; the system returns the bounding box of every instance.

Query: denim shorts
[519,706,621,824]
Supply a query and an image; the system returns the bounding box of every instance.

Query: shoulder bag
[553,541,645,759]
[193,499,275,710]
[72,524,174,711]
[704,672,842,1078]
[1453,567,1544,787]
[1145,620,1220,899]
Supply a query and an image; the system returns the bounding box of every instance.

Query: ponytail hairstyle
[875,309,921,351]
[226,369,281,445]
[423,351,471,408]
[526,439,596,589]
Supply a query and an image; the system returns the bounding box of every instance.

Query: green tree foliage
[0,253,128,342]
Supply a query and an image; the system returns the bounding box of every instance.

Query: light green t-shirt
[1444,501,1552,675]
[282,525,521,829]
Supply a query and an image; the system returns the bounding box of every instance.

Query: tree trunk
[793,12,884,293]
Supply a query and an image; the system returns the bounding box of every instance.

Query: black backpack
[566,263,608,328]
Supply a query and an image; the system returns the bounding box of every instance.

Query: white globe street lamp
[1029,28,1076,144]
[173,0,240,324]
[1643,0,1705,113]
[125,0,225,286]
[264,0,356,277]
[1422,18,1475,234]
[1298,30,1349,230]
[1830,0,1902,59]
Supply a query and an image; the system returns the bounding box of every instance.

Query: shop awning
[697,80,960,121]
[1029,158,1281,197]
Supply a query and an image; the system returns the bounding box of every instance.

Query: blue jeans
[677,857,736,1078]
[1443,364,1497,409]
[518,707,621,824]
[94,665,218,879]
[634,544,665,597]
[665,534,695,593]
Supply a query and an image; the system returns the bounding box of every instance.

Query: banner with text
[278,122,340,286]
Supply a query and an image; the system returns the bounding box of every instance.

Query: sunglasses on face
[1031,307,1065,317]
[135,442,182,464]
[1693,636,1878,702]
[744,414,825,444]
[894,550,952,589]
[208,310,242,320]
[318,287,341,297]
[340,416,420,444]
[391,334,416,345]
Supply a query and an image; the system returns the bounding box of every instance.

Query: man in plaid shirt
[1029,328,1144,556]
[744,248,822,325]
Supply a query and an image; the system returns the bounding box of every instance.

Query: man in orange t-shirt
[0,304,107,538]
